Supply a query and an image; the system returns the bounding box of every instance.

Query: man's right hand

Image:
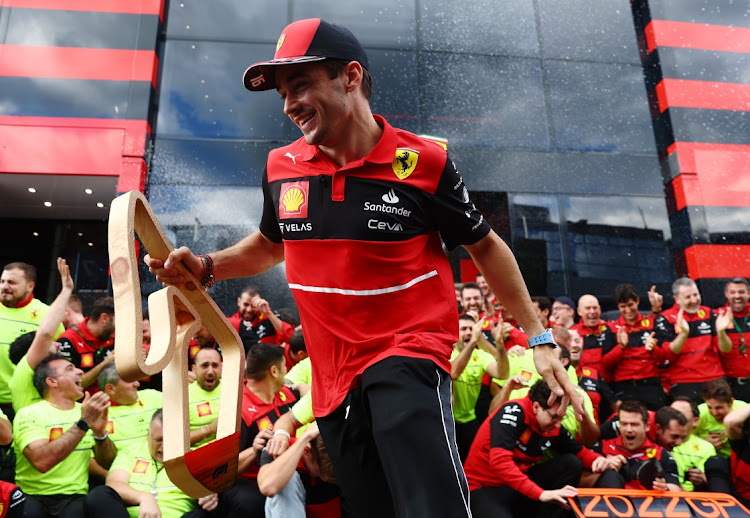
[252,428,274,454]
[139,493,161,518]
[145,246,204,289]
[80,391,111,429]
[539,485,577,508]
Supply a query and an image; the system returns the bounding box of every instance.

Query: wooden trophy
[108,190,245,497]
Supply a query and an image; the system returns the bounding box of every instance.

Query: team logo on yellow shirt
[106,421,115,434]
[29,309,41,320]
[49,427,63,441]
[392,148,419,180]
[693,443,701,453]
[197,402,212,417]
[81,353,94,368]
[133,459,150,474]
[520,370,533,381]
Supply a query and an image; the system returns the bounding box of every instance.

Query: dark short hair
[194,346,222,364]
[289,330,306,354]
[727,277,750,289]
[672,395,699,420]
[3,262,36,283]
[240,285,261,298]
[619,400,649,423]
[310,435,337,484]
[322,59,373,100]
[528,379,552,408]
[245,343,285,381]
[532,296,552,315]
[276,307,300,328]
[700,378,733,404]
[9,331,35,365]
[458,313,476,324]
[89,296,115,322]
[558,346,571,363]
[614,283,640,304]
[33,353,68,398]
[655,406,687,429]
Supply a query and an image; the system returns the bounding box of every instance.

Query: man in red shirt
[602,283,668,410]
[465,380,611,518]
[595,400,681,491]
[147,18,581,518]
[661,278,731,402]
[228,286,294,350]
[719,277,750,402]
[571,294,615,382]
[57,297,115,390]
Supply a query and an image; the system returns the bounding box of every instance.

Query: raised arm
[27,258,74,370]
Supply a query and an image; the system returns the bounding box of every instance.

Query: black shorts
[317,355,471,518]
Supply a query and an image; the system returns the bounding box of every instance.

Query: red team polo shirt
[259,115,491,417]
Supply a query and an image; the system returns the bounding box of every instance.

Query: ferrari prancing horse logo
[392,148,419,180]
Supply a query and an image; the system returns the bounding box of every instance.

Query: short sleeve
[13,407,48,449]
[426,155,491,250]
[259,167,282,243]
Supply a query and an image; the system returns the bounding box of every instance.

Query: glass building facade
[1,0,747,314]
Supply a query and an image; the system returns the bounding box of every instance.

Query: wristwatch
[527,328,558,349]
[75,419,90,432]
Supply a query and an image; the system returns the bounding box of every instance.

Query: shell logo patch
[258,417,272,430]
[520,370,533,381]
[698,309,706,319]
[49,427,63,441]
[392,148,419,180]
[29,309,41,320]
[279,181,309,219]
[190,344,200,359]
[81,353,94,368]
[520,429,532,443]
[583,369,591,377]
[197,402,212,417]
[598,325,607,333]
[133,459,150,474]
[276,33,286,52]
[106,421,115,434]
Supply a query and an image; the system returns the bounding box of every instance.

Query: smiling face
[725,282,750,314]
[0,268,34,308]
[276,62,352,149]
[676,284,702,314]
[568,329,583,362]
[619,410,648,452]
[577,295,601,327]
[655,419,687,450]
[48,359,84,401]
[461,288,484,314]
[617,298,641,325]
[705,398,733,424]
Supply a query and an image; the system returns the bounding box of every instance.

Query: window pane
[546,60,657,154]
[421,53,548,148]
[509,194,567,297]
[419,0,539,56]
[563,196,674,301]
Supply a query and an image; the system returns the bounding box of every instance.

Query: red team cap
[243,18,370,92]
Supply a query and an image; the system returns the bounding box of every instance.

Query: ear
[342,61,363,93]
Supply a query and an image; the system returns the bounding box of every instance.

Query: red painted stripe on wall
[118,158,148,193]
[685,245,750,279]
[655,79,750,113]
[645,20,750,54]
[0,115,151,156]
[665,142,750,211]
[2,0,163,18]
[0,45,158,86]
[0,124,149,175]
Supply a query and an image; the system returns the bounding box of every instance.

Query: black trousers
[470,454,583,518]
[317,356,471,518]
[613,378,666,411]
[24,494,84,518]
[670,382,709,405]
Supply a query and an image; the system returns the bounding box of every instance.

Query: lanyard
[732,314,749,354]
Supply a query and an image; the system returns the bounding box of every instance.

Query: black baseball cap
[243,18,370,92]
